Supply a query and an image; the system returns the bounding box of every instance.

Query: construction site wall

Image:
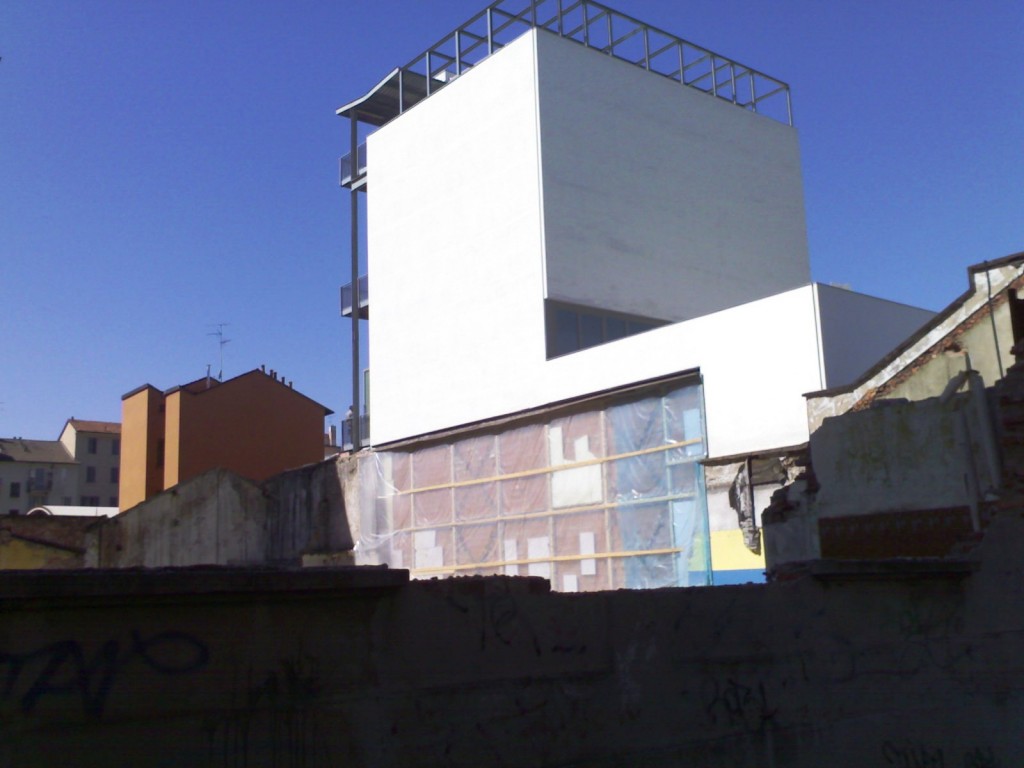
[2,514,1024,766]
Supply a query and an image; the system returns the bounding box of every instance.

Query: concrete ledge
[809,557,979,581]
[0,564,410,601]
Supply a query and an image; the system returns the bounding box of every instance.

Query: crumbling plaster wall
[763,393,992,570]
[93,457,354,568]
[810,398,974,519]
[263,456,354,561]
[91,469,267,567]
[3,515,1024,766]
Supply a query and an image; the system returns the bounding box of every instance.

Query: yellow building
[120,369,332,511]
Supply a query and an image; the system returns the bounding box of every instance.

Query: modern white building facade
[338,0,933,586]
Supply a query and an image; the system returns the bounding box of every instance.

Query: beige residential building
[0,439,78,515]
[58,419,121,507]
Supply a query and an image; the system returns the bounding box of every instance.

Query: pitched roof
[153,368,333,415]
[65,419,121,435]
[807,249,1024,400]
[0,439,76,464]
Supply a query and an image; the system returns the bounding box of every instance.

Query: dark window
[580,314,603,349]
[80,495,100,506]
[605,317,627,341]
[86,466,96,483]
[87,437,98,454]
[10,482,20,499]
[553,308,579,357]
[628,319,658,335]
[109,496,118,507]
[110,467,119,484]
[546,301,666,358]
[112,438,120,456]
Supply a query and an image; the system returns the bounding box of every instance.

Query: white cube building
[337,0,933,587]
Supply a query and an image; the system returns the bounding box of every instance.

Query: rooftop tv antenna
[208,323,231,381]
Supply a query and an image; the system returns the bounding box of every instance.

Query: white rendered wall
[367,32,547,448]
[814,284,936,388]
[538,285,824,458]
[535,31,810,322]
[368,31,822,457]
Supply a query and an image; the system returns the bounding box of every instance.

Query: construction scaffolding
[355,377,711,590]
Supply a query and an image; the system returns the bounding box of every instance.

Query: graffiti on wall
[0,629,208,718]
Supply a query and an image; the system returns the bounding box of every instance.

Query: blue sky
[1,0,1021,439]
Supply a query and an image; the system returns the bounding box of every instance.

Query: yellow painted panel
[0,538,79,570]
[710,528,765,571]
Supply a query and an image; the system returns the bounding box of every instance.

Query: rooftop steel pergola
[337,0,794,449]
[340,0,793,129]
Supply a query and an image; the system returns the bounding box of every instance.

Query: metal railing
[394,0,792,125]
[340,142,368,187]
[340,274,369,318]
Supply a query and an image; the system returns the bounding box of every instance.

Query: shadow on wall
[88,457,355,568]
[4,513,1024,765]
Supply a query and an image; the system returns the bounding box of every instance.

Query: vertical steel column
[749,72,756,112]
[349,113,362,449]
[487,8,493,54]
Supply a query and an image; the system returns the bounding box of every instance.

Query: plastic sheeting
[354,380,710,590]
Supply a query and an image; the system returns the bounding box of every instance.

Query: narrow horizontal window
[546,300,666,359]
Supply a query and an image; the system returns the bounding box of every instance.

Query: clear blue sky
[2,0,1021,439]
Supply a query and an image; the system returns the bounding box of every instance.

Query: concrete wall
[3,515,1024,766]
[537,31,810,323]
[810,397,978,518]
[93,469,267,568]
[765,371,1005,570]
[94,459,353,568]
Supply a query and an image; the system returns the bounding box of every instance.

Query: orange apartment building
[119,369,332,511]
